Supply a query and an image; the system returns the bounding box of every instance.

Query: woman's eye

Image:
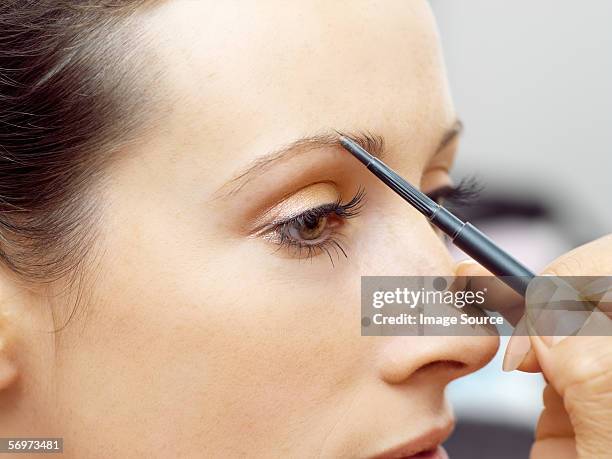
[425,176,483,207]
[258,187,366,264]
[288,214,329,241]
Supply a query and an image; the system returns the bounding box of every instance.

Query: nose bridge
[376,335,498,386]
[356,202,454,278]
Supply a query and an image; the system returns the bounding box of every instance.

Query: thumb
[528,331,612,458]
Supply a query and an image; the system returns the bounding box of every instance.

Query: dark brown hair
[0,1,160,283]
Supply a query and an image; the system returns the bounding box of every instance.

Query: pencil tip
[334,130,348,141]
[337,134,373,166]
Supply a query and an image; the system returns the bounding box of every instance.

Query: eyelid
[256,186,366,236]
[420,168,453,195]
[248,181,341,235]
[253,202,340,237]
[428,132,459,171]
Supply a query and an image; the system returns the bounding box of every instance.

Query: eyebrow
[214,120,463,198]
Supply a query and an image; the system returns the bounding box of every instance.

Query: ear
[0,313,18,391]
[0,272,24,392]
[0,355,18,391]
[0,266,59,395]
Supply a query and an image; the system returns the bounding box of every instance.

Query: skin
[0,0,506,457]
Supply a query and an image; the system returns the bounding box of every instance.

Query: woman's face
[10,1,498,457]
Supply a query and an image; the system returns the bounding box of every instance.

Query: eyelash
[263,187,366,265]
[426,176,483,207]
[263,177,482,265]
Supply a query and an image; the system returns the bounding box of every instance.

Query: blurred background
[428,1,611,457]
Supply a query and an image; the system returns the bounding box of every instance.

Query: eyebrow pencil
[339,135,536,296]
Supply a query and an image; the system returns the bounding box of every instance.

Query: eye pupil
[303,214,320,229]
[296,215,327,240]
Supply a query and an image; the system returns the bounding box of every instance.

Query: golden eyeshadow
[249,181,340,231]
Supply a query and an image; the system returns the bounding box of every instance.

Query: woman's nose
[358,203,499,386]
[376,335,498,386]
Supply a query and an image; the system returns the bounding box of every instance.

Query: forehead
[143,0,454,176]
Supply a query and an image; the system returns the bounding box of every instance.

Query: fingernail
[456,258,477,267]
[539,334,568,347]
[502,334,531,372]
[454,259,478,277]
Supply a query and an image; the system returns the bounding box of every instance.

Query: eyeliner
[339,135,535,296]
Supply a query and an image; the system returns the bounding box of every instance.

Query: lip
[368,421,454,459]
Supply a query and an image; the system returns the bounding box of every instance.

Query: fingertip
[515,348,542,373]
[503,334,531,372]
[502,334,541,373]
[454,258,491,277]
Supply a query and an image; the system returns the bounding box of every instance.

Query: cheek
[57,226,370,453]
[178,250,369,447]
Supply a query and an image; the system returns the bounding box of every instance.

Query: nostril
[414,360,468,378]
[380,358,468,385]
